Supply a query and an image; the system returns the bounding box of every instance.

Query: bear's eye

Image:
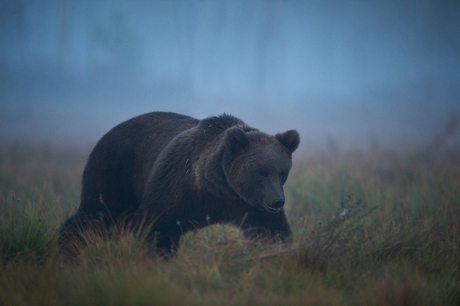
[257,170,269,178]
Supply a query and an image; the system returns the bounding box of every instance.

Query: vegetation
[0,140,459,305]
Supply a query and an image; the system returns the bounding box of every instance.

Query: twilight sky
[1,0,459,150]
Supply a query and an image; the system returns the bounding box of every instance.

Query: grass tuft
[1,142,460,305]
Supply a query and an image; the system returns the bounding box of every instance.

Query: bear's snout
[272,197,285,209]
[262,196,285,213]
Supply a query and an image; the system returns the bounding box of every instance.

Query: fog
[1,0,459,151]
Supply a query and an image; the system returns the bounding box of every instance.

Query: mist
[1,0,459,151]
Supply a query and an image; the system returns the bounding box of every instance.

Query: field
[1,140,459,305]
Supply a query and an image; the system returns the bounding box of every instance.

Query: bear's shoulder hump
[198,114,240,132]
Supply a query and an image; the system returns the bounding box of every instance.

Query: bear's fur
[58,112,300,256]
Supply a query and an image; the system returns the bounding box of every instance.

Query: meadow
[0,138,459,305]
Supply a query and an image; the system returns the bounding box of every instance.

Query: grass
[0,141,459,305]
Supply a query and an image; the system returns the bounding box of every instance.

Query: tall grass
[0,141,459,305]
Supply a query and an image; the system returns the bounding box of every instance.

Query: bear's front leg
[144,225,181,259]
[238,209,291,242]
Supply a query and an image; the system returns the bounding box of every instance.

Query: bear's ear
[224,127,248,153]
[276,130,300,153]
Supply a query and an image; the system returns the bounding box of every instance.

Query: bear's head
[222,127,300,213]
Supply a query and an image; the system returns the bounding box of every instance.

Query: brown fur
[58,112,300,256]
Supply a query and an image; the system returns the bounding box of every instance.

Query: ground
[0,142,459,305]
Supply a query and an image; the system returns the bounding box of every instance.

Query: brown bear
[58,112,300,256]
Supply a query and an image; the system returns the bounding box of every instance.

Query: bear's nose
[272,198,285,209]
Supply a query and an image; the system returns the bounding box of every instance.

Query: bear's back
[79,112,200,214]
